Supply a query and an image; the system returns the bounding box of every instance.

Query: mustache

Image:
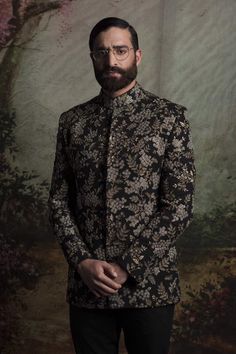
[103,66,125,75]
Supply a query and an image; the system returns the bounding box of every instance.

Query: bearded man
[48,17,196,354]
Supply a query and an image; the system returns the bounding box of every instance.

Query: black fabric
[69,303,175,354]
[48,82,195,309]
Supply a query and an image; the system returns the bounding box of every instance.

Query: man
[48,17,195,354]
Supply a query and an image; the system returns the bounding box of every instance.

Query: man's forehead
[93,27,132,48]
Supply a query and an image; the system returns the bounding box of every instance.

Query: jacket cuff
[115,255,144,284]
[61,240,93,270]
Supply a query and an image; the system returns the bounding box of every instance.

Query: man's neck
[102,80,136,98]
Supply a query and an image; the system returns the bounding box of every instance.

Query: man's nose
[106,49,117,66]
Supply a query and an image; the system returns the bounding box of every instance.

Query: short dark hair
[89,17,139,51]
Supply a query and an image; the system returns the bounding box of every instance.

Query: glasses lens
[92,47,131,61]
[114,47,129,60]
[93,50,104,61]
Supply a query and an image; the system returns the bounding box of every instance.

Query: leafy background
[0,0,235,353]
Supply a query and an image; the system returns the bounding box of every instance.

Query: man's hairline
[91,26,136,51]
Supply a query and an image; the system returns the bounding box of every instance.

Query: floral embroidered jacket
[48,82,196,309]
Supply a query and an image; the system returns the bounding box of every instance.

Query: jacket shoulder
[159,97,187,114]
[142,87,187,113]
[141,87,161,106]
[141,88,189,135]
[58,96,99,127]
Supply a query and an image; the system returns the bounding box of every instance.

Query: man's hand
[77,259,122,298]
[109,262,128,285]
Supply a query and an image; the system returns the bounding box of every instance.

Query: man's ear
[135,49,142,66]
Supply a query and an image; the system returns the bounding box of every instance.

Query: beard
[94,59,137,92]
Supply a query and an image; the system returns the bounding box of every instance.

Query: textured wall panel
[159,0,236,211]
[12,0,236,213]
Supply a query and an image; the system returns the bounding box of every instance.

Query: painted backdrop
[0,0,236,353]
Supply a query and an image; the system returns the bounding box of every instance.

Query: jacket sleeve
[115,107,196,282]
[48,112,93,268]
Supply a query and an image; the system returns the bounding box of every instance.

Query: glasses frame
[90,46,134,62]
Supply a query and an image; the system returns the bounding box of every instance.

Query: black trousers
[69,304,175,354]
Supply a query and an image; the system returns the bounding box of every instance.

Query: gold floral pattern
[48,82,196,309]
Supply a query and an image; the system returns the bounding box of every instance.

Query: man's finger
[103,262,118,278]
[96,273,121,290]
[94,280,120,294]
[93,290,101,297]
[95,288,113,297]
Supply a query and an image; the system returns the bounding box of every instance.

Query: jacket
[48,82,196,309]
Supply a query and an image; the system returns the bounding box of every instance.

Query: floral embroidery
[48,82,196,309]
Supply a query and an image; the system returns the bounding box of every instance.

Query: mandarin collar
[97,81,144,109]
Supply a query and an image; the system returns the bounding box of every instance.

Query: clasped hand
[77,259,128,298]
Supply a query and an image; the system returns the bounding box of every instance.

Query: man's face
[91,27,142,93]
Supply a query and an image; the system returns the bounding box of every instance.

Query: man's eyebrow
[94,46,107,50]
[112,45,128,49]
[93,45,128,50]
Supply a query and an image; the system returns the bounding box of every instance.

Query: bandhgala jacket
[48,82,196,309]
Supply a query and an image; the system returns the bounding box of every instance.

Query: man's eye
[116,48,127,55]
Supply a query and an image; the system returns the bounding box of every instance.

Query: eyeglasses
[90,46,134,62]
